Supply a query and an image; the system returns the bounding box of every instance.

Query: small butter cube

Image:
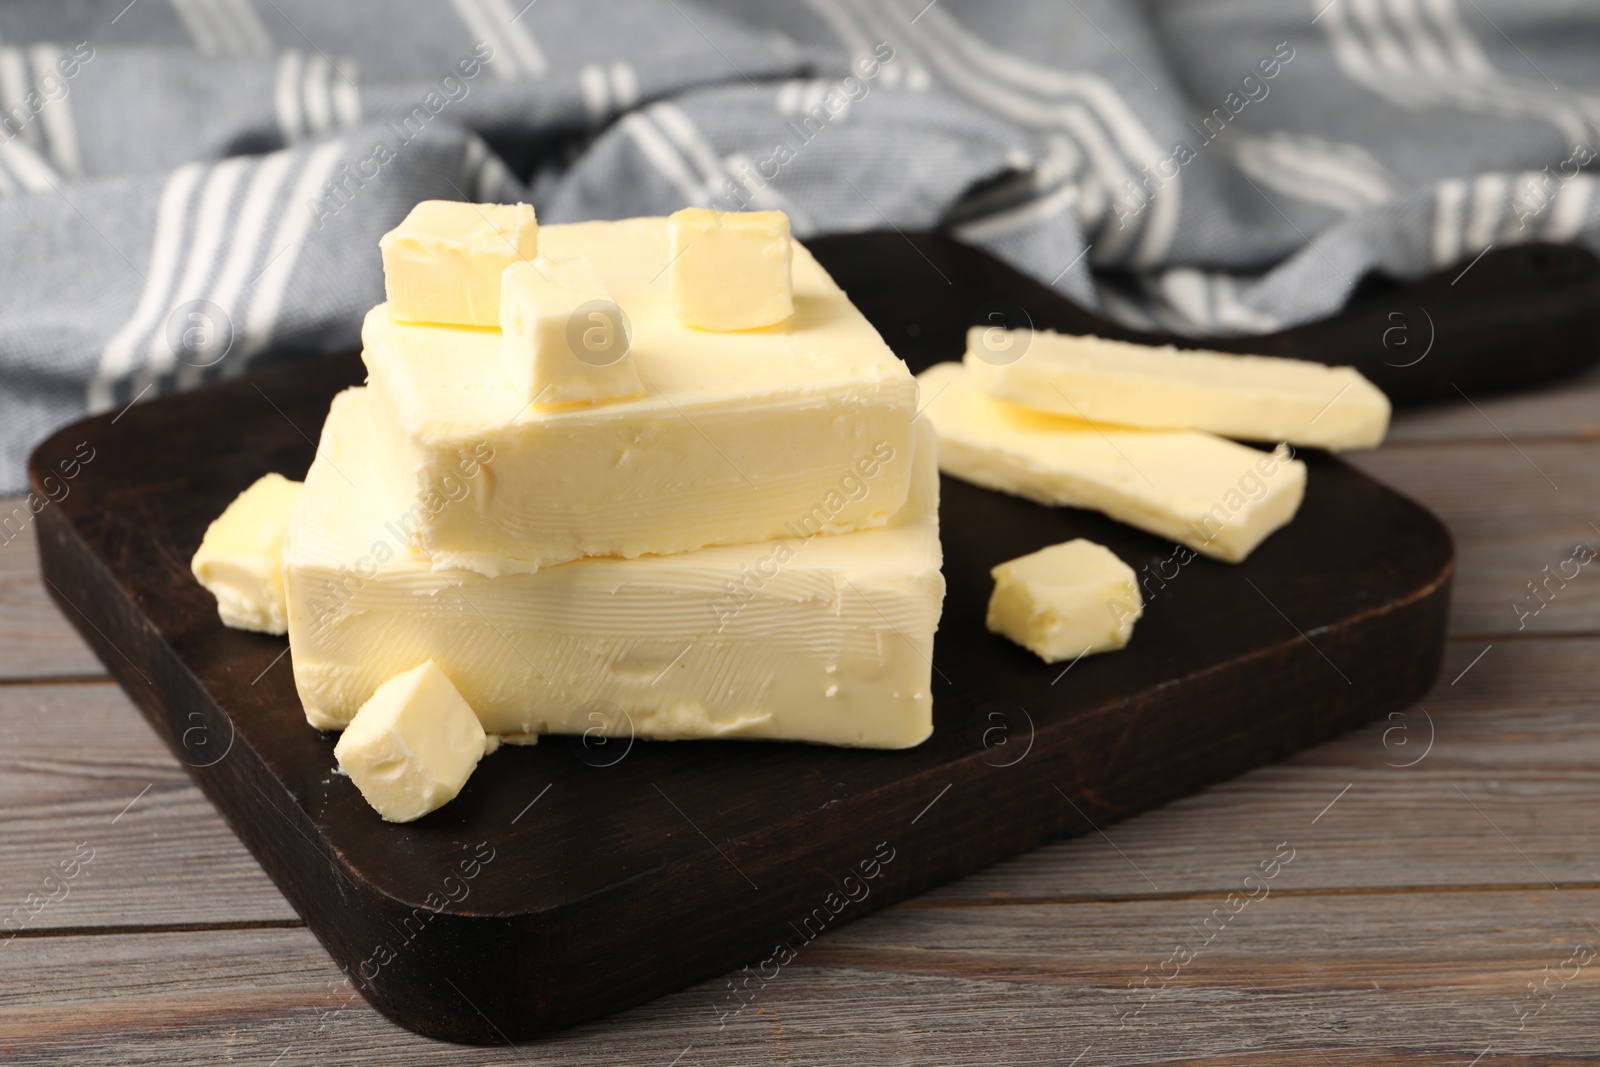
[333,661,489,823]
[668,208,793,331]
[987,539,1142,663]
[380,200,538,326]
[191,472,302,634]
[499,257,645,406]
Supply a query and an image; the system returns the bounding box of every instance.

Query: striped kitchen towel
[0,0,1598,492]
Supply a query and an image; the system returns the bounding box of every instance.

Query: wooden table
[3,364,1599,1066]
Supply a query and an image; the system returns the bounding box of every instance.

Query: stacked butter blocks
[282,202,944,766]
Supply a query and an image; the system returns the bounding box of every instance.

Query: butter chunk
[917,362,1305,563]
[499,258,644,406]
[380,200,537,326]
[284,389,943,749]
[669,208,793,331]
[987,540,1142,663]
[190,472,302,634]
[966,329,1390,451]
[362,217,916,575]
[333,660,489,823]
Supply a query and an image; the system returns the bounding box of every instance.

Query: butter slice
[987,540,1142,663]
[499,258,644,406]
[669,208,793,331]
[918,362,1305,563]
[965,329,1390,451]
[190,472,303,634]
[362,217,916,575]
[380,200,537,326]
[333,660,489,823]
[284,388,943,749]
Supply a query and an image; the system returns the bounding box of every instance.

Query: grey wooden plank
[929,633,1600,902]
[5,636,1600,934]
[1386,362,1600,444]
[0,499,105,681]
[3,891,1598,1065]
[1345,440,1600,636]
[0,682,296,931]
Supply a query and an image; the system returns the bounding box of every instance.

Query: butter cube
[668,208,793,331]
[190,472,302,634]
[499,258,645,406]
[333,660,489,823]
[380,200,538,326]
[987,540,1142,663]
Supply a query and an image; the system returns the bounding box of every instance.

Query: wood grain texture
[1346,440,1600,636]
[5,637,1598,938]
[1386,362,1600,443]
[0,682,295,931]
[929,634,1600,904]
[0,510,104,681]
[4,890,1600,1065]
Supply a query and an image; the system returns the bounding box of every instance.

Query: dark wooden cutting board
[32,233,1462,1045]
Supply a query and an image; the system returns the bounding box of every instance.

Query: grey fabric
[1,0,1598,492]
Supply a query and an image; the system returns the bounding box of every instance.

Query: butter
[668,208,793,331]
[380,200,538,327]
[362,217,916,576]
[498,258,644,406]
[333,660,489,823]
[987,540,1141,663]
[284,388,944,749]
[190,472,303,634]
[966,328,1390,451]
[918,362,1305,563]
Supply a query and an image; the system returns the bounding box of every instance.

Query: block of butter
[362,217,917,576]
[965,328,1390,451]
[284,388,944,749]
[498,258,645,406]
[190,472,302,634]
[668,207,793,331]
[987,540,1142,663]
[917,362,1305,563]
[380,200,538,327]
[333,660,490,823]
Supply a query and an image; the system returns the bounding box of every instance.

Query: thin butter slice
[987,539,1141,663]
[917,362,1305,563]
[965,328,1390,451]
[190,472,303,634]
[284,388,944,749]
[333,660,489,823]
